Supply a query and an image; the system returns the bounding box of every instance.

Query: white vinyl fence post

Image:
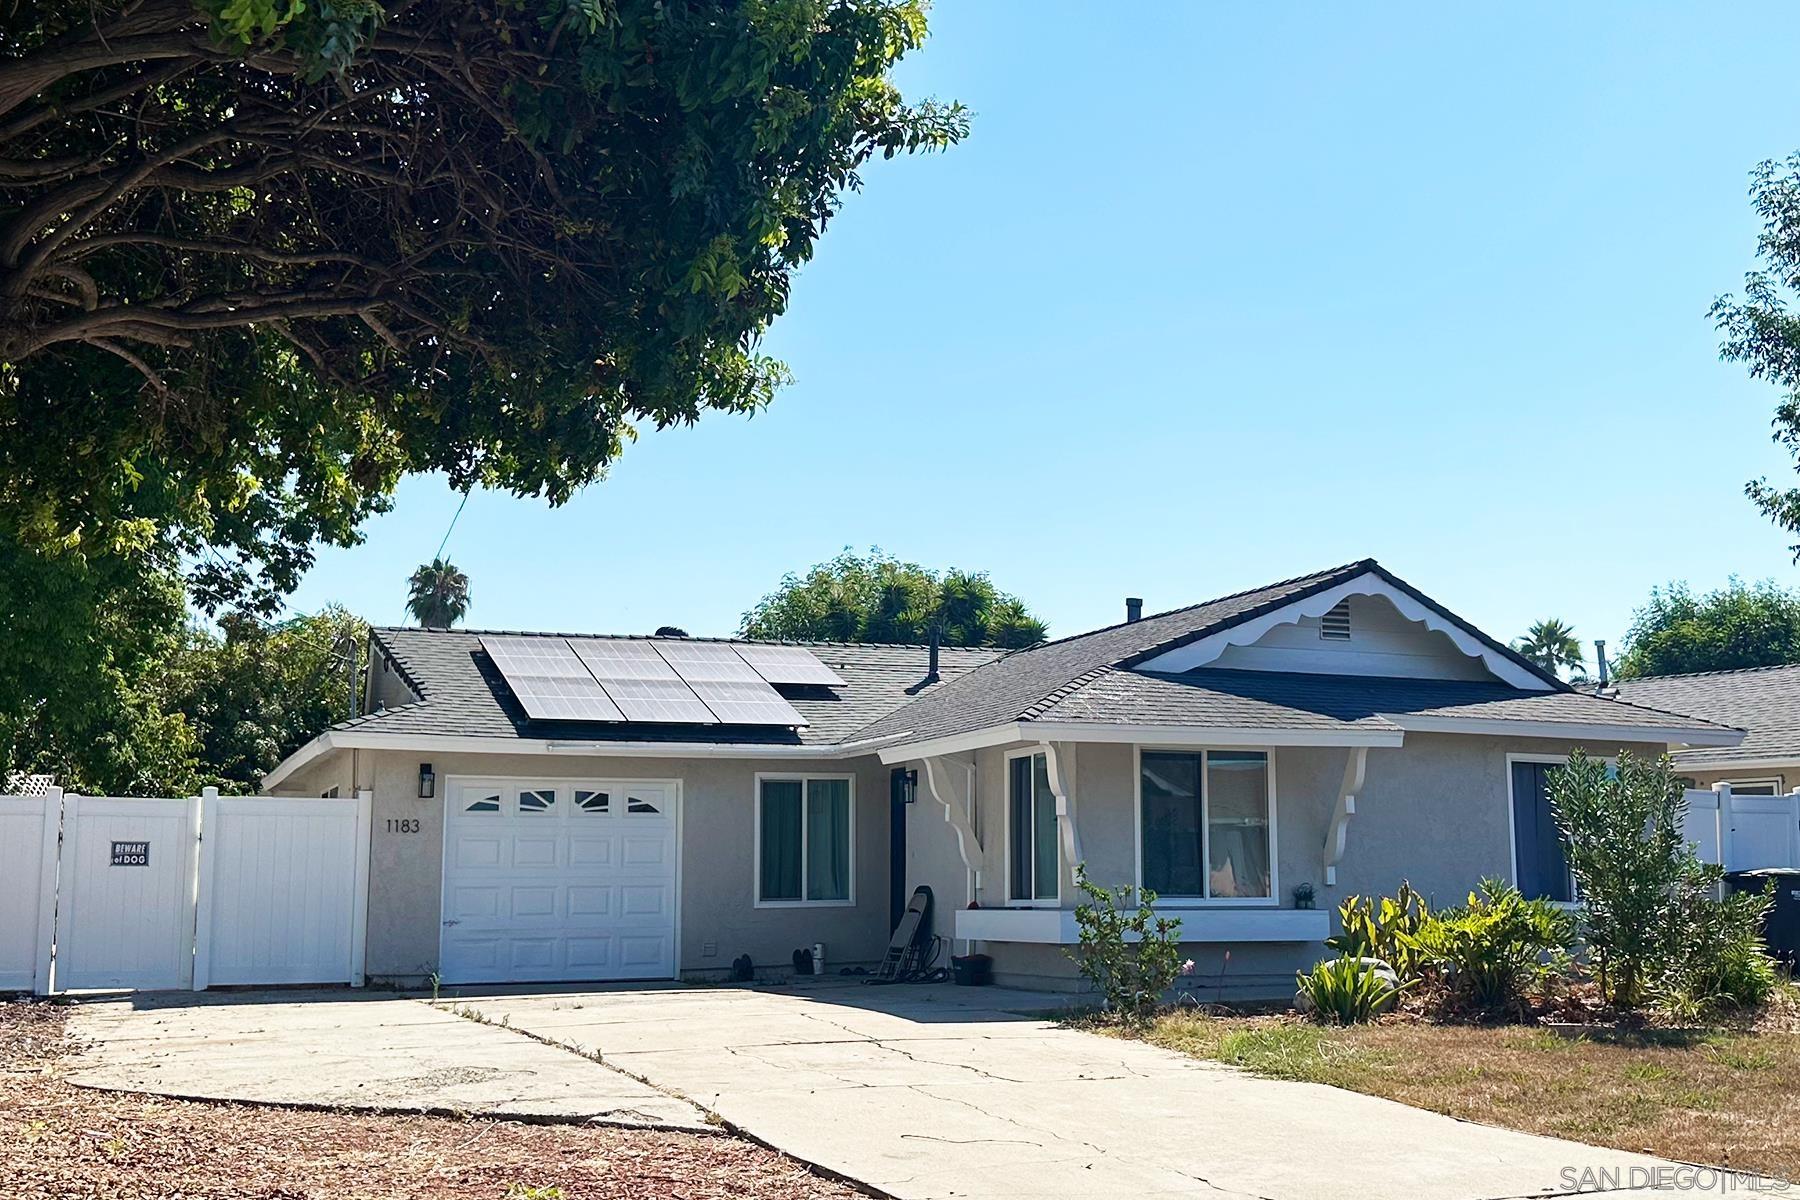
[1713,782,1734,873]
[1789,786,1800,871]
[191,787,219,991]
[349,789,373,988]
[33,786,63,996]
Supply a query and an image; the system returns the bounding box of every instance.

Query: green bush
[1296,956,1407,1025]
[1067,864,1184,1023]
[1325,882,1430,983]
[1412,879,1572,1011]
[1553,749,1782,1013]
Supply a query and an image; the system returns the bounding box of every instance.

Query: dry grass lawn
[1124,997,1800,1183]
[0,998,855,1200]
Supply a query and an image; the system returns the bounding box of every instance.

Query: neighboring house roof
[1614,663,1800,768]
[344,627,1003,748]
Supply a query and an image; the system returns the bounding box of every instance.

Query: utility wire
[434,489,471,563]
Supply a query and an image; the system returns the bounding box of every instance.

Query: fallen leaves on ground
[0,999,855,1200]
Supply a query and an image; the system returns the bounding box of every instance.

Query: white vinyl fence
[0,787,369,995]
[1683,783,1800,872]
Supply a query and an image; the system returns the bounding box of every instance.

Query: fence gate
[55,795,200,992]
[195,793,370,989]
[1683,784,1800,873]
[0,793,60,992]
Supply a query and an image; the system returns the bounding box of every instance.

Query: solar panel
[653,640,809,726]
[570,639,717,724]
[735,643,846,687]
[481,636,624,723]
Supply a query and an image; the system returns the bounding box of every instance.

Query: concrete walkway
[444,980,1717,1199]
[63,989,706,1130]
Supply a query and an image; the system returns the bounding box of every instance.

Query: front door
[1510,761,1572,903]
[440,779,678,984]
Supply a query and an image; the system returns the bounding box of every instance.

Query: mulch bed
[0,999,858,1200]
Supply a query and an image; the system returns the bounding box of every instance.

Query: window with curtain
[1008,752,1058,902]
[758,777,852,904]
[1139,750,1272,900]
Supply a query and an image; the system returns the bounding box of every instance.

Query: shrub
[1296,956,1407,1024]
[1067,864,1183,1023]
[1412,879,1572,1011]
[1325,882,1430,983]
[1553,749,1782,1012]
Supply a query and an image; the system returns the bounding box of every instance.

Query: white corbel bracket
[1040,741,1083,869]
[921,754,986,889]
[1324,746,1368,886]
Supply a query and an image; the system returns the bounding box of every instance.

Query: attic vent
[1320,600,1352,641]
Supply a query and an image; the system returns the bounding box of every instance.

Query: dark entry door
[1510,760,1572,903]
[890,768,912,931]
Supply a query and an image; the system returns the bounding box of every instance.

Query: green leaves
[739,548,1048,648]
[1615,578,1800,678]
[1068,864,1185,1023]
[1296,957,1408,1025]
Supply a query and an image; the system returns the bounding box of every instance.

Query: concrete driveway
[65,982,1738,1199]
[443,981,1704,1199]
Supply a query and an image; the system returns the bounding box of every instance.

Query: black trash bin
[951,953,993,987]
[1724,868,1800,969]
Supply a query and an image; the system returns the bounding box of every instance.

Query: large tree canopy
[1613,578,1800,679]
[1,0,963,609]
[740,547,1049,649]
[1715,154,1800,557]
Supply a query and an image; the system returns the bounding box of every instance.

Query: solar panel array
[571,640,718,724]
[481,636,829,727]
[651,640,811,726]
[735,643,847,687]
[482,636,625,723]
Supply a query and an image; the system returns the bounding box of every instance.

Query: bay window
[1139,750,1273,900]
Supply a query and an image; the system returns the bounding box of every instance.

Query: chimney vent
[1125,597,1144,623]
[926,626,940,683]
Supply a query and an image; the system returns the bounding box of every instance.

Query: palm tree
[407,558,471,629]
[1514,618,1586,680]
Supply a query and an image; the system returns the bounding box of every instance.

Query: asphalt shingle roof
[1614,664,1800,764]
[330,561,1733,753]
[1035,668,1732,736]
[347,627,1002,747]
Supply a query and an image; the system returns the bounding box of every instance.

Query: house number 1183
[385,818,421,834]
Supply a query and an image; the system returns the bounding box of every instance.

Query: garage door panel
[512,837,559,868]
[510,886,558,918]
[441,781,676,985]
[568,837,613,867]
[567,936,612,968]
[568,885,611,916]
[454,838,503,869]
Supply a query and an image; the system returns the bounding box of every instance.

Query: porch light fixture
[903,769,918,804]
[418,763,435,799]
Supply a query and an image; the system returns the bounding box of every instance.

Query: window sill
[954,906,1328,944]
[753,899,856,910]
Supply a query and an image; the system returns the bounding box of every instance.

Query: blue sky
[286,3,1800,665]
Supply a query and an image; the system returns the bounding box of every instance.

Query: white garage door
[440,779,678,984]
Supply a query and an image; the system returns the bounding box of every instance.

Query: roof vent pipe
[1595,639,1609,689]
[1126,597,1144,623]
[926,626,940,683]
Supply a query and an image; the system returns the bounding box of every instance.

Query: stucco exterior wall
[1678,764,1796,793]
[905,733,1670,996]
[278,747,894,985]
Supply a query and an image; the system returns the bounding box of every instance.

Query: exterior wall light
[418,763,435,799]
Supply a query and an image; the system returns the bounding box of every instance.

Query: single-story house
[1613,665,1800,795]
[263,559,1743,996]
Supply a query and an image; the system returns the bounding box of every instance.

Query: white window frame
[1003,747,1060,907]
[1132,745,1280,908]
[1719,776,1783,796]
[754,772,856,909]
[1503,752,1613,909]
